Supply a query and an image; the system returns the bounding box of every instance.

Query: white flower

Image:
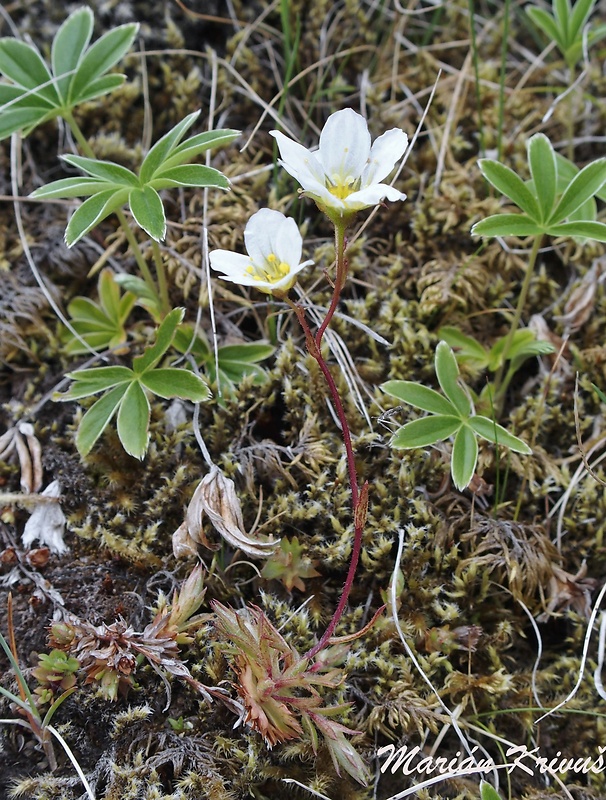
[270,109,408,215]
[209,208,313,296]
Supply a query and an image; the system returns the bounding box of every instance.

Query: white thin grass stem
[594,611,606,701]
[46,724,96,800]
[516,597,544,708]
[381,765,513,800]
[281,778,333,799]
[392,528,477,761]
[536,580,606,723]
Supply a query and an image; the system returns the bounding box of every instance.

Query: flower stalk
[285,221,367,661]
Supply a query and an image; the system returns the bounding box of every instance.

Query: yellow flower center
[245,252,291,284]
[326,174,361,201]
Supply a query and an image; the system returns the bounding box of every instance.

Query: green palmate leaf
[478,159,541,220]
[569,0,595,39]
[527,6,562,46]
[0,39,58,103]
[437,327,489,369]
[116,381,150,459]
[65,187,130,246]
[60,366,133,399]
[139,368,210,401]
[128,185,166,241]
[0,107,50,139]
[471,213,543,238]
[51,7,94,102]
[161,129,240,170]
[554,0,571,34]
[546,220,606,241]
[76,382,129,456]
[139,111,200,183]
[469,415,531,453]
[507,329,555,363]
[72,73,125,105]
[451,424,478,490]
[550,158,606,222]
[69,22,138,104]
[381,380,456,416]
[391,415,461,448]
[114,273,162,307]
[528,133,557,222]
[61,154,139,185]
[31,177,113,199]
[151,164,230,190]
[435,341,471,416]
[133,307,184,373]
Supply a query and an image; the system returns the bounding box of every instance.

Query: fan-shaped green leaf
[133,307,184,373]
[0,107,50,140]
[471,214,542,238]
[451,424,478,490]
[469,416,531,453]
[69,22,138,103]
[0,39,58,103]
[526,6,563,47]
[381,380,456,416]
[528,133,557,222]
[65,188,129,246]
[139,111,200,183]
[70,74,124,105]
[51,7,93,102]
[62,154,139,185]
[128,185,166,241]
[150,164,230,190]
[161,128,240,170]
[478,160,541,220]
[116,381,150,459]
[140,368,210,401]
[391,415,461,448]
[76,383,128,456]
[437,327,489,369]
[546,221,606,241]
[435,341,471,416]
[569,0,596,41]
[31,177,113,199]
[550,158,606,223]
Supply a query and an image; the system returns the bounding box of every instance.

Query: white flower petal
[362,128,408,186]
[209,250,252,278]
[346,183,407,209]
[273,214,303,266]
[270,130,325,189]
[318,109,370,184]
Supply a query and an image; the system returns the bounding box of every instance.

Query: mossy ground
[1,1,606,798]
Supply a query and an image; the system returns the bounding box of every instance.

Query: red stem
[286,223,367,661]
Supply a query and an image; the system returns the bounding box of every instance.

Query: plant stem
[63,111,163,314]
[493,234,543,410]
[286,223,367,661]
[151,239,171,316]
[115,209,161,309]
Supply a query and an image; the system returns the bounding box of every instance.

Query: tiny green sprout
[480,780,503,800]
[381,341,531,491]
[168,716,194,733]
[261,536,321,592]
[61,268,135,355]
[31,110,239,246]
[56,308,211,459]
[526,0,606,71]
[32,649,80,704]
[0,7,138,140]
[173,324,275,399]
